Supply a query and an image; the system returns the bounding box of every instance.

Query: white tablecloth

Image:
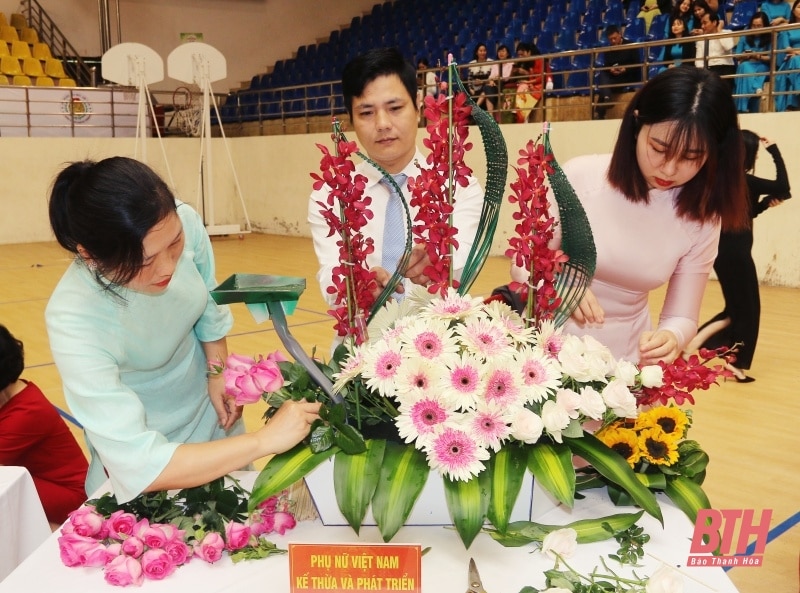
[0,466,52,582]
[0,472,740,592]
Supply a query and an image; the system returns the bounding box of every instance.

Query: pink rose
[194,532,225,563]
[121,536,145,558]
[223,353,285,405]
[140,548,177,580]
[253,357,285,392]
[225,352,257,372]
[164,538,192,565]
[58,533,103,567]
[224,521,252,550]
[104,510,138,539]
[66,505,105,538]
[156,523,184,543]
[265,350,288,363]
[104,555,144,587]
[139,525,168,549]
[272,511,296,535]
[257,495,279,513]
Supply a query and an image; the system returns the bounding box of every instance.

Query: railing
[19,0,95,87]
[216,22,800,132]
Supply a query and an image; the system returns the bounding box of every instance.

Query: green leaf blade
[332,440,386,533]
[371,442,429,542]
[527,442,576,508]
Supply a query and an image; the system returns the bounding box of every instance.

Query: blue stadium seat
[647,14,669,41]
[554,27,577,52]
[625,18,646,42]
[728,0,757,30]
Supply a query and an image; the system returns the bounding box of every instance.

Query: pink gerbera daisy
[440,353,485,410]
[466,404,513,452]
[395,396,453,446]
[426,426,489,481]
[361,340,403,395]
[482,365,522,408]
[515,346,561,404]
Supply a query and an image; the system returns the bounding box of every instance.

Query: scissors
[466,558,488,593]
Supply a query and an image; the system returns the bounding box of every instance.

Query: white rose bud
[540,527,578,560]
[614,360,639,386]
[640,365,664,388]
[541,400,571,442]
[510,408,544,444]
[645,566,684,593]
[602,379,638,418]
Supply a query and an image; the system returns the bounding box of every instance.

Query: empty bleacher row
[217,0,771,127]
[0,11,75,86]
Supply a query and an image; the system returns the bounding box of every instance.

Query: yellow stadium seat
[20,27,38,45]
[35,75,53,86]
[10,40,30,59]
[0,42,9,57]
[45,57,67,78]
[0,13,8,28]
[0,55,22,76]
[12,74,31,86]
[22,56,44,77]
[9,13,26,30]
[31,42,51,61]
[58,77,76,87]
[0,73,8,85]
[0,25,18,43]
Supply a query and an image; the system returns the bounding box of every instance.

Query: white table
[0,466,52,582]
[0,472,740,592]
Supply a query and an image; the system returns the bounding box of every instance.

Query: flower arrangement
[57,477,296,587]
[212,67,729,555]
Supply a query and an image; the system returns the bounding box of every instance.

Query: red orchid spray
[505,127,569,327]
[311,131,376,344]
[407,60,474,296]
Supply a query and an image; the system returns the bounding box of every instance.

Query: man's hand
[571,289,605,325]
[638,330,679,365]
[404,244,432,286]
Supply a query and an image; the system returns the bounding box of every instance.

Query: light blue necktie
[381,173,408,293]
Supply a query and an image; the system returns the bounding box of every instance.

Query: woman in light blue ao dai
[774,0,800,111]
[733,12,772,113]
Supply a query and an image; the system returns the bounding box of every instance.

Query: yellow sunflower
[634,406,689,438]
[597,427,641,468]
[638,426,680,466]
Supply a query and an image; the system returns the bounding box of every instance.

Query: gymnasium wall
[4,113,799,287]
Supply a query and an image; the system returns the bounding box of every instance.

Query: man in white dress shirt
[695,12,735,92]
[308,48,484,306]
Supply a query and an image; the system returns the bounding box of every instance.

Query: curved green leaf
[485,511,644,546]
[664,475,711,525]
[486,445,528,533]
[444,471,490,548]
[333,440,386,533]
[248,444,338,512]
[371,442,429,542]
[527,442,576,508]
[564,433,663,524]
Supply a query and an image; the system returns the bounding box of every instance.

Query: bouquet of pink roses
[58,477,296,587]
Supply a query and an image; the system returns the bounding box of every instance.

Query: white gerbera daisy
[515,345,561,404]
[456,316,514,360]
[395,394,455,447]
[398,317,459,362]
[421,287,484,323]
[393,356,447,405]
[426,426,490,481]
[464,402,513,452]
[360,339,403,395]
[439,352,486,410]
[481,360,524,409]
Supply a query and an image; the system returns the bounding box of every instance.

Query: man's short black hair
[341,47,417,117]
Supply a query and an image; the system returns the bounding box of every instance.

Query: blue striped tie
[381,173,408,293]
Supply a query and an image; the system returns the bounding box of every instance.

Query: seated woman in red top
[0,323,88,525]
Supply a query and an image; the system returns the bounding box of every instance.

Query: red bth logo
[687,509,772,567]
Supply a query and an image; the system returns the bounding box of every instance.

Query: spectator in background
[638,0,663,35]
[760,0,792,25]
[775,0,800,111]
[687,131,791,382]
[0,323,88,525]
[489,43,514,123]
[466,42,495,113]
[509,41,552,123]
[694,11,735,92]
[733,12,773,113]
[690,0,717,34]
[594,25,642,119]
[416,57,437,125]
[659,16,697,70]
